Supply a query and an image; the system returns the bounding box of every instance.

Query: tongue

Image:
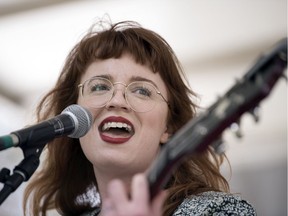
[104,128,131,137]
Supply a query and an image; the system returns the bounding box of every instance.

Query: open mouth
[99,117,135,143]
[101,122,134,135]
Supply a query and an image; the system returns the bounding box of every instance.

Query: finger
[151,190,168,215]
[107,179,129,208]
[131,174,149,205]
[101,198,116,216]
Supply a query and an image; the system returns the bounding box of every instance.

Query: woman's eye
[90,84,110,93]
[132,87,152,97]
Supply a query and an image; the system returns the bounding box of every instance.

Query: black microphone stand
[0,143,45,205]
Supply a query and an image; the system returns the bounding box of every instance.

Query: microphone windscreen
[62,104,92,138]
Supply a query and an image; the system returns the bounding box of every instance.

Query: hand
[101,174,167,216]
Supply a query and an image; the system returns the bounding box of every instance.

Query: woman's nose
[105,85,131,111]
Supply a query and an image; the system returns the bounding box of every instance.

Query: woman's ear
[160,127,171,144]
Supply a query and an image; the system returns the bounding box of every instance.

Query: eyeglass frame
[78,76,169,112]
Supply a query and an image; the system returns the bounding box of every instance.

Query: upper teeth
[102,122,132,132]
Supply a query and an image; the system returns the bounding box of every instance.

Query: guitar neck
[147,38,287,200]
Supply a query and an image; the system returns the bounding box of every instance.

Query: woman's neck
[94,167,133,200]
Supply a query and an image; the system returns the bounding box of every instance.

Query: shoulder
[172,191,256,216]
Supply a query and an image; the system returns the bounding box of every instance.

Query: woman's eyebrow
[86,74,159,88]
[130,76,159,88]
[92,74,112,80]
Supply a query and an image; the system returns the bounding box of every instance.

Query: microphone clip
[0,146,42,205]
[0,128,54,206]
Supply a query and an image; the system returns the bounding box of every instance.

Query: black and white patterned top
[81,191,256,216]
[172,191,256,216]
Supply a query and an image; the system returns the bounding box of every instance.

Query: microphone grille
[62,104,92,138]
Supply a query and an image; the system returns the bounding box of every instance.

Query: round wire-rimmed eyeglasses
[78,76,169,113]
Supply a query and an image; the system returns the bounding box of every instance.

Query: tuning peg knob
[249,106,260,122]
[230,121,243,138]
[281,73,287,82]
[211,138,226,155]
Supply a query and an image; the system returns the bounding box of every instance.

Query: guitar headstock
[210,38,287,153]
[147,38,287,199]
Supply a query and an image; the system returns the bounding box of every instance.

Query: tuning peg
[211,137,226,155]
[281,73,287,82]
[230,121,243,138]
[279,49,287,61]
[249,106,260,123]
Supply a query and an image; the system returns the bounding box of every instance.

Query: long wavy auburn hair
[23,20,229,216]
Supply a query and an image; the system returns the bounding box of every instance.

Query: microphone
[0,104,92,151]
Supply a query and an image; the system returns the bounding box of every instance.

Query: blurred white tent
[0,0,287,215]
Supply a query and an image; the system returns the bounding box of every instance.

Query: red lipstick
[99,116,134,144]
